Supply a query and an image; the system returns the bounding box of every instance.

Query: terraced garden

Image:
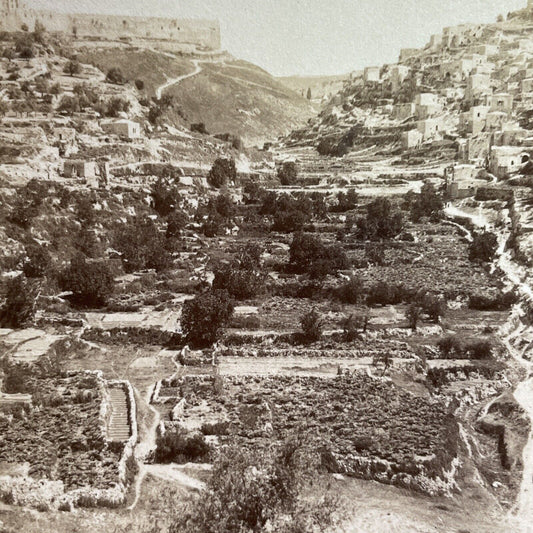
[0,373,122,490]
[160,372,459,493]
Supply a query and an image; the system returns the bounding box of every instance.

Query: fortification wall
[0,5,221,51]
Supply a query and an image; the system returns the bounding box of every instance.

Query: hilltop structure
[0,0,221,52]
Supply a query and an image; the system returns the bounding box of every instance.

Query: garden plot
[0,373,122,491]
[159,373,459,494]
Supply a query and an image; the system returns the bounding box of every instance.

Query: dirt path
[127,383,161,511]
[155,59,202,99]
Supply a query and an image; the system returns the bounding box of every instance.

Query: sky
[28,0,526,77]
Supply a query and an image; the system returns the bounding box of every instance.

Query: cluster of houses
[357,0,533,182]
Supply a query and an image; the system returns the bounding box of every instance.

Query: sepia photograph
[1,0,533,531]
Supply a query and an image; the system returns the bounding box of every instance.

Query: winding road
[155,59,203,100]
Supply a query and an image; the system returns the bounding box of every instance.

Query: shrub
[469,231,498,263]
[106,67,126,85]
[336,275,364,304]
[300,309,323,342]
[191,122,208,134]
[23,243,51,278]
[437,335,463,358]
[207,157,236,188]
[134,79,145,91]
[155,427,210,463]
[405,304,423,331]
[181,289,234,348]
[277,161,298,185]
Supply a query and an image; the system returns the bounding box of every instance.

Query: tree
[0,276,38,329]
[59,255,114,307]
[300,309,323,342]
[289,232,349,278]
[169,437,337,533]
[33,20,46,45]
[469,231,498,263]
[421,294,446,323]
[106,67,126,85]
[336,275,364,304]
[356,197,404,241]
[212,245,265,300]
[405,303,423,331]
[114,217,172,273]
[341,312,368,341]
[151,177,181,217]
[408,182,443,222]
[373,351,393,377]
[166,210,188,239]
[104,96,130,118]
[181,289,234,348]
[64,59,81,77]
[207,158,236,189]
[306,87,312,100]
[277,161,298,186]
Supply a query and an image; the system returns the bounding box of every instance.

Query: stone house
[363,66,381,84]
[401,129,423,149]
[101,119,141,139]
[460,105,490,135]
[465,73,491,104]
[417,117,443,141]
[489,146,530,178]
[486,93,513,114]
[63,160,98,181]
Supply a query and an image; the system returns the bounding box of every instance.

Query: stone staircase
[107,387,131,442]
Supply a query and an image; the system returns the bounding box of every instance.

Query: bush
[207,157,236,188]
[181,289,234,348]
[155,427,210,463]
[0,276,37,329]
[469,231,498,263]
[134,79,145,91]
[405,304,423,331]
[277,161,298,185]
[191,122,208,134]
[59,255,114,308]
[336,275,364,304]
[106,67,126,85]
[23,243,51,278]
[300,309,323,342]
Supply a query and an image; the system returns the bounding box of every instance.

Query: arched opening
[522,154,530,164]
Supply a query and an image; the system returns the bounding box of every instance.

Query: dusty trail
[127,383,161,511]
[156,59,202,99]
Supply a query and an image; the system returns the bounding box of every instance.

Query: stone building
[101,119,141,139]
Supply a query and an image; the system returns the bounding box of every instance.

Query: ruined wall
[0,3,221,51]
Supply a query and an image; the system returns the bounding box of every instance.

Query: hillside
[77,47,316,146]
